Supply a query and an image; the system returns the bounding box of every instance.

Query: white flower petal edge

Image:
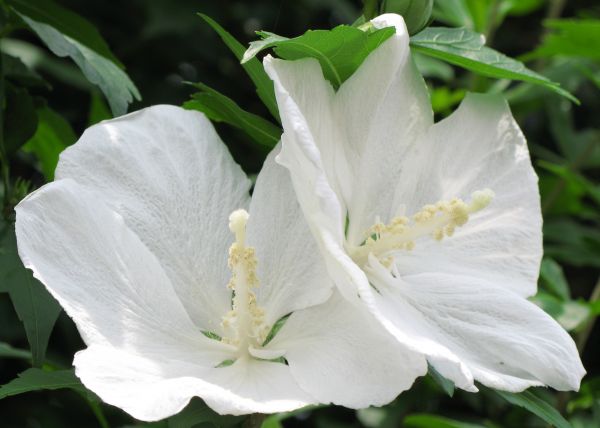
[269,291,427,407]
[246,147,333,326]
[265,13,585,393]
[367,262,585,392]
[74,345,312,420]
[55,105,251,335]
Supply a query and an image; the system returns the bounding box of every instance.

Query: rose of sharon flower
[264,14,585,393]
[15,106,426,420]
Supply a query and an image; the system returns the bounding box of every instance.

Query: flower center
[220,209,270,357]
[349,189,494,268]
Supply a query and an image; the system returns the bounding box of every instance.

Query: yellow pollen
[350,189,494,267]
[220,209,269,352]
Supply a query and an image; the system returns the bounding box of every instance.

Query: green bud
[383,0,433,35]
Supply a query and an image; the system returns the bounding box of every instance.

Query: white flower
[264,14,585,393]
[15,105,426,421]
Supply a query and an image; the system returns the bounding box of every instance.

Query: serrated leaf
[495,389,572,428]
[6,0,122,67]
[198,14,279,122]
[404,414,486,428]
[184,82,280,149]
[23,106,76,180]
[0,223,61,367]
[0,342,31,360]
[410,27,578,103]
[243,25,395,89]
[17,13,140,116]
[0,368,84,399]
[539,258,570,300]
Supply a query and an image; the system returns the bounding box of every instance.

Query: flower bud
[383,0,433,35]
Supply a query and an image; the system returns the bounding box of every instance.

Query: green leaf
[403,414,486,428]
[495,389,572,428]
[6,0,123,67]
[3,84,38,156]
[242,25,395,89]
[87,91,112,126]
[544,219,600,268]
[198,14,280,122]
[0,368,84,399]
[0,223,61,367]
[539,258,570,300]
[2,53,49,89]
[184,82,281,149]
[531,19,600,60]
[17,13,140,116]
[410,27,578,103]
[167,398,242,428]
[413,52,454,80]
[0,342,31,360]
[23,106,76,180]
[531,292,590,331]
[428,363,455,397]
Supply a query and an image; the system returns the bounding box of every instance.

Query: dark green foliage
[243,25,395,89]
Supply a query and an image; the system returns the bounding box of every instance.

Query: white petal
[247,146,332,325]
[265,56,363,303]
[335,15,433,246]
[55,105,251,332]
[15,179,227,360]
[75,345,314,421]
[390,93,542,297]
[268,291,427,408]
[366,262,585,392]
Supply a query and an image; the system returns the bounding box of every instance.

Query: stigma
[221,209,270,357]
[350,189,494,267]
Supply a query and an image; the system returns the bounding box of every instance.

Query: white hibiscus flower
[264,14,585,393]
[15,106,425,421]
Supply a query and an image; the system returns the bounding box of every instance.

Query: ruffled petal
[366,261,585,392]
[247,146,332,325]
[268,291,427,408]
[55,105,251,332]
[15,179,227,360]
[265,56,363,303]
[389,93,542,297]
[75,345,314,421]
[336,14,433,246]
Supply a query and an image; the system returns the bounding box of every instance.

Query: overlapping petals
[16,105,425,420]
[265,13,585,393]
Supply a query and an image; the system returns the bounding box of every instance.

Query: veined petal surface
[55,105,251,333]
[247,146,333,325]
[269,291,427,408]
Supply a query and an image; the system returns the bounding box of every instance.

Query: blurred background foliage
[0,0,599,427]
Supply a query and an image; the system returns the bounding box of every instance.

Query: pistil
[221,209,269,357]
